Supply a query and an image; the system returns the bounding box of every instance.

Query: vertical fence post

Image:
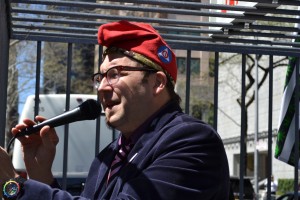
[62,43,73,190]
[95,45,102,155]
[34,41,42,117]
[0,0,9,147]
[213,52,219,130]
[266,55,273,200]
[185,50,191,115]
[240,54,246,200]
[294,57,299,199]
[254,54,259,197]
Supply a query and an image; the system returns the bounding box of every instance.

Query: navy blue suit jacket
[20,101,230,199]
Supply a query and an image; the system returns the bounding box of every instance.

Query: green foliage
[43,42,95,94]
[191,100,214,126]
[277,179,296,195]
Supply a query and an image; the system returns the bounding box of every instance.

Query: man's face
[97,53,156,136]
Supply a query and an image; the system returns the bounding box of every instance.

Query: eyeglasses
[92,65,158,88]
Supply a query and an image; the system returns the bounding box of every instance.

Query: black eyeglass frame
[92,65,158,88]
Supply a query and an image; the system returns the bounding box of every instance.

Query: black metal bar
[266,55,273,200]
[13,5,300,24]
[163,34,300,47]
[8,0,267,13]
[12,16,103,27]
[239,54,246,200]
[167,40,300,57]
[10,33,300,57]
[11,7,247,19]
[12,23,223,35]
[4,0,12,38]
[11,29,300,48]
[213,30,300,40]
[62,43,73,190]
[12,0,300,12]
[13,30,96,40]
[294,57,300,199]
[11,14,233,28]
[10,30,300,50]
[13,24,97,34]
[12,33,96,44]
[0,0,10,147]
[95,45,102,156]
[12,6,300,26]
[185,50,191,115]
[11,16,300,33]
[34,41,42,118]
[213,52,219,130]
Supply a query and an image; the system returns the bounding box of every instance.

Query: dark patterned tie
[107,137,132,184]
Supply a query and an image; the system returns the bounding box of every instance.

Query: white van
[12,94,115,194]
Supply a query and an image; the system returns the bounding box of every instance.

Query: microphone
[15,99,102,138]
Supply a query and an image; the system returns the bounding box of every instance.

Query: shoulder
[163,113,221,141]
[151,113,226,160]
[153,113,228,164]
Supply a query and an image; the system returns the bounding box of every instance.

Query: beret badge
[157,46,172,64]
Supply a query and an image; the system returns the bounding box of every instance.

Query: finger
[12,116,48,137]
[40,126,59,148]
[11,118,36,137]
[35,115,47,123]
[23,118,37,125]
[11,125,29,140]
[11,119,41,144]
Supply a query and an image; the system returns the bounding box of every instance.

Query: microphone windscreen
[79,99,102,120]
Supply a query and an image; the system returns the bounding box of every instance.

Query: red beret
[98,20,177,84]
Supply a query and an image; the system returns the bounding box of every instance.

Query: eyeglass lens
[93,67,120,88]
[93,66,157,89]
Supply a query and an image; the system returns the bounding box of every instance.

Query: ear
[153,71,167,96]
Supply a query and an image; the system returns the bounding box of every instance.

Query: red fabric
[98,20,177,82]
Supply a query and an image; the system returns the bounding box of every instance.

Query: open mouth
[105,101,118,110]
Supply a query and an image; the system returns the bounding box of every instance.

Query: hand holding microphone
[7,99,102,183]
[15,99,102,138]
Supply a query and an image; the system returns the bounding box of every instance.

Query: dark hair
[165,77,181,105]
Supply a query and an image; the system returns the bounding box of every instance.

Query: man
[0,20,229,199]
[263,175,277,196]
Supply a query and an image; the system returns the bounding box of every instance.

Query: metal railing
[1,1,300,199]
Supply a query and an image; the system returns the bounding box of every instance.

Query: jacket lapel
[102,124,172,199]
[94,139,119,199]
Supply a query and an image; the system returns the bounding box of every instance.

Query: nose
[97,76,111,92]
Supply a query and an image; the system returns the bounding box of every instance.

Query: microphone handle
[16,124,48,137]
[15,108,81,138]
